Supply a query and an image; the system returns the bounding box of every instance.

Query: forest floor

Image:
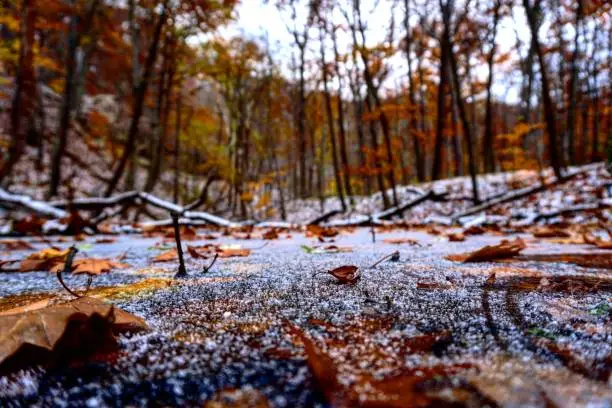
[0,225,610,407]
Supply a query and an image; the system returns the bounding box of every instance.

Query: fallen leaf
[464,225,485,235]
[218,248,251,258]
[383,238,419,245]
[50,259,129,275]
[188,244,251,259]
[204,387,271,408]
[0,297,148,373]
[447,232,465,242]
[95,237,116,244]
[306,225,339,239]
[262,229,279,240]
[19,247,71,272]
[583,234,612,249]
[446,238,526,263]
[326,265,360,284]
[533,227,571,238]
[0,240,34,250]
[152,249,178,262]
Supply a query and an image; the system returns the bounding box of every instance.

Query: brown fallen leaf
[0,296,148,373]
[262,229,279,240]
[325,265,360,284]
[447,232,465,242]
[50,259,129,275]
[446,238,527,263]
[188,245,251,259]
[153,249,178,262]
[19,247,71,272]
[204,387,271,408]
[0,239,34,250]
[306,225,339,239]
[464,225,485,235]
[383,238,419,245]
[532,227,571,238]
[95,237,117,244]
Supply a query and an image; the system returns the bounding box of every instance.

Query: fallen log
[0,188,68,218]
[451,163,603,223]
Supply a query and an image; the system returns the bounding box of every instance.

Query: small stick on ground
[172,212,188,278]
[369,214,376,243]
[203,253,218,273]
[56,246,83,298]
[370,251,400,268]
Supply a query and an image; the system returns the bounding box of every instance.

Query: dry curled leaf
[326,265,360,284]
[262,229,279,240]
[447,238,526,263]
[0,297,148,373]
[188,245,251,259]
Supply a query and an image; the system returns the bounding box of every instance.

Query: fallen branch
[375,190,444,221]
[451,164,602,223]
[0,188,68,218]
[307,209,343,226]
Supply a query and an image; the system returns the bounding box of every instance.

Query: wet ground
[0,228,610,407]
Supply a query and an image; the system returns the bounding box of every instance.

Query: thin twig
[369,214,376,243]
[369,251,400,268]
[56,246,82,298]
[202,252,218,273]
[172,212,187,278]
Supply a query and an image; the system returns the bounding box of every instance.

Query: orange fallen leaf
[447,238,526,263]
[383,238,419,245]
[19,247,71,272]
[50,259,129,275]
[262,229,279,240]
[0,297,148,373]
[218,248,251,258]
[153,249,178,262]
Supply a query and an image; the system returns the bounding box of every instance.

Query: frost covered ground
[0,227,610,407]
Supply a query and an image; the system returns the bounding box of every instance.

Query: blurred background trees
[0,0,609,218]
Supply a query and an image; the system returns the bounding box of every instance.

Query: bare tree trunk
[566,0,583,165]
[482,0,501,173]
[320,27,346,211]
[49,0,100,198]
[524,0,563,179]
[0,0,35,184]
[403,0,424,182]
[105,3,167,197]
[432,7,450,181]
[330,24,353,204]
[447,28,481,203]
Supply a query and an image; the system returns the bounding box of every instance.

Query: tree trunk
[403,0,424,182]
[482,0,501,173]
[566,0,583,165]
[320,28,346,211]
[330,25,353,204]
[0,0,35,184]
[523,0,563,179]
[432,11,450,181]
[49,0,100,198]
[105,3,167,197]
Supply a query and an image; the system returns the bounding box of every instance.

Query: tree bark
[482,0,501,173]
[566,0,583,165]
